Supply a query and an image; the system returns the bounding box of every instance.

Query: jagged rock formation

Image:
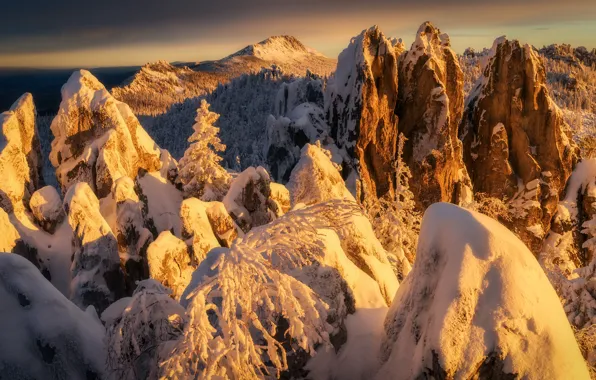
[29,186,65,234]
[180,198,221,263]
[50,70,164,198]
[325,26,404,201]
[288,143,356,206]
[397,22,472,209]
[0,253,106,380]
[223,166,278,233]
[0,93,44,214]
[146,231,194,300]
[378,203,590,380]
[539,44,596,68]
[65,182,125,313]
[460,37,579,252]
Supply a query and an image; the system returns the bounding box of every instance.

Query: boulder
[146,231,194,300]
[180,198,221,263]
[29,186,65,234]
[204,201,238,247]
[223,166,278,233]
[288,143,355,206]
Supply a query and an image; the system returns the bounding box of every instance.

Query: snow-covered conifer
[178,100,230,201]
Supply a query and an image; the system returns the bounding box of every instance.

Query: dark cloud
[1,0,594,65]
[2,0,591,54]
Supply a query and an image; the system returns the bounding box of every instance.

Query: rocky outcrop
[378,203,590,380]
[0,253,106,380]
[397,22,472,209]
[223,166,278,233]
[539,44,596,68]
[146,231,194,300]
[180,198,221,263]
[0,208,23,253]
[0,93,44,214]
[460,37,579,252]
[325,26,403,201]
[50,70,164,198]
[288,143,356,206]
[65,182,125,313]
[29,186,65,234]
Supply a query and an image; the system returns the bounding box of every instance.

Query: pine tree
[178,100,230,201]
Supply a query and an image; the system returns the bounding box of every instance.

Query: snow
[146,231,194,300]
[100,296,132,325]
[288,143,355,206]
[0,208,20,253]
[378,203,589,379]
[29,186,64,228]
[137,170,183,237]
[180,198,221,263]
[0,253,106,379]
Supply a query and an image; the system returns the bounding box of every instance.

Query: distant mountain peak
[227,35,323,60]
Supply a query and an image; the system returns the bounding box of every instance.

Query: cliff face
[461,37,579,252]
[0,93,44,214]
[325,26,402,201]
[397,22,472,209]
[50,70,163,198]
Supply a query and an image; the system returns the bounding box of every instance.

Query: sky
[1,0,595,68]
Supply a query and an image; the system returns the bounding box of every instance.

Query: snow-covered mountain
[112,36,336,115]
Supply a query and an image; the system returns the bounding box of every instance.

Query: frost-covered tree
[367,134,420,271]
[178,100,230,201]
[160,241,332,379]
[105,280,187,380]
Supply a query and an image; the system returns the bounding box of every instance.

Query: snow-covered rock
[180,198,221,263]
[0,253,106,379]
[0,208,24,254]
[460,36,579,252]
[325,26,402,201]
[288,143,355,206]
[541,159,596,364]
[65,182,125,313]
[397,22,472,209]
[378,203,589,379]
[104,177,153,293]
[265,101,330,183]
[204,201,238,247]
[223,166,278,233]
[146,231,194,300]
[269,182,291,216]
[135,170,183,237]
[50,70,163,197]
[29,186,65,234]
[0,93,44,214]
[105,279,186,380]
